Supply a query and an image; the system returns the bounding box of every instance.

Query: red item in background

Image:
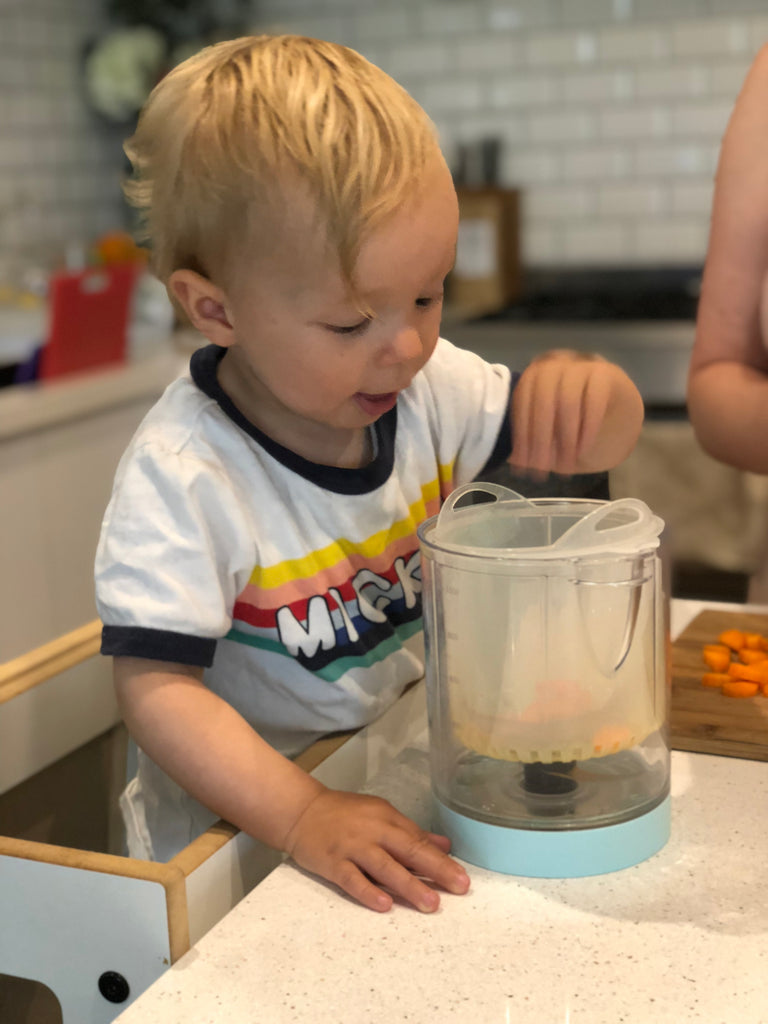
[38,263,140,380]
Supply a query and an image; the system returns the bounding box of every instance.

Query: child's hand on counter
[282,786,471,913]
[113,657,469,914]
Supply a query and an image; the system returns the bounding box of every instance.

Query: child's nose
[381,324,423,365]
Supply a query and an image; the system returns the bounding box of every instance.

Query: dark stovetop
[476,266,702,322]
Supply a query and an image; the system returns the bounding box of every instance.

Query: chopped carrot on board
[701,672,731,688]
[727,661,768,683]
[700,625,768,697]
[738,649,768,665]
[718,628,746,651]
[744,632,765,650]
[703,647,731,672]
[721,679,760,698]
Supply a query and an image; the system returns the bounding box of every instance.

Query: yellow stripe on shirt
[249,470,453,591]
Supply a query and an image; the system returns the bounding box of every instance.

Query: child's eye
[416,294,443,309]
[324,318,371,336]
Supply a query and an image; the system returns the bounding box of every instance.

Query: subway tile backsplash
[252,0,767,268]
[3,0,766,273]
[0,0,125,274]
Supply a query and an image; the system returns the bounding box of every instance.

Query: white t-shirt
[95,337,512,859]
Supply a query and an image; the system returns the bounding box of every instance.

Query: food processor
[417,483,670,877]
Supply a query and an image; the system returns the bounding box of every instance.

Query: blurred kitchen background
[3,0,762,269]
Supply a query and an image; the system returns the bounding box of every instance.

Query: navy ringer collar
[189,344,397,495]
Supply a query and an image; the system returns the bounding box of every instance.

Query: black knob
[98,971,130,1003]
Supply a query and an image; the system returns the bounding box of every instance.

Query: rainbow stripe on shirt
[225,472,453,681]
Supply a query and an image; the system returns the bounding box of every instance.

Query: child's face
[220,159,458,460]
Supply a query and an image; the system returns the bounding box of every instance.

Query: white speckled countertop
[115,602,768,1024]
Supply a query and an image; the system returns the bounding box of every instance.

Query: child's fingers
[326,839,467,914]
[330,840,455,914]
[425,831,452,853]
[511,363,555,473]
[574,367,611,463]
[285,791,469,913]
[513,357,584,474]
[511,352,619,476]
[383,829,470,899]
[356,846,444,913]
[550,366,586,474]
[331,858,395,913]
[551,362,614,474]
[524,368,557,472]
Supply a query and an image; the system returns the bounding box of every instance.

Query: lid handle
[435,482,535,535]
[551,497,662,551]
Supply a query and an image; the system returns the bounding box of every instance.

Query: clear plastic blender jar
[417,483,671,877]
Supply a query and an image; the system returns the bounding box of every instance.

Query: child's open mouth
[354,391,398,416]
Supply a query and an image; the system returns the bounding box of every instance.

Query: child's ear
[168,269,235,347]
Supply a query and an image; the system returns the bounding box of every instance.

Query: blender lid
[429,483,664,558]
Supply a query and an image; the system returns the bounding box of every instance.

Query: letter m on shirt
[276,597,336,658]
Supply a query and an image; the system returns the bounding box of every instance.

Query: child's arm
[687,46,768,474]
[114,657,470,912]
[509,349,644,477]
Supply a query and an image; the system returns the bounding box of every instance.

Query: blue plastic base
[434,794,671,878]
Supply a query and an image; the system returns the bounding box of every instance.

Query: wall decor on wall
[82,0,251,126]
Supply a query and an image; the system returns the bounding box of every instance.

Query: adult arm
[688,45,768,473]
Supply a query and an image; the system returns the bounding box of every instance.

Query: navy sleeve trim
[479,371,518,474]
[101,625,217,667]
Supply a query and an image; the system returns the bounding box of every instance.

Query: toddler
[95,34,644,913]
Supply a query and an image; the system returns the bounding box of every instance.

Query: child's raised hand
[282,786,470,913]
[509,349,643,477]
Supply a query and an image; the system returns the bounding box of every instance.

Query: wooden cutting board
[671,608,768,761]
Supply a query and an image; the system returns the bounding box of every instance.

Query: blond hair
[123,34,440,291]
